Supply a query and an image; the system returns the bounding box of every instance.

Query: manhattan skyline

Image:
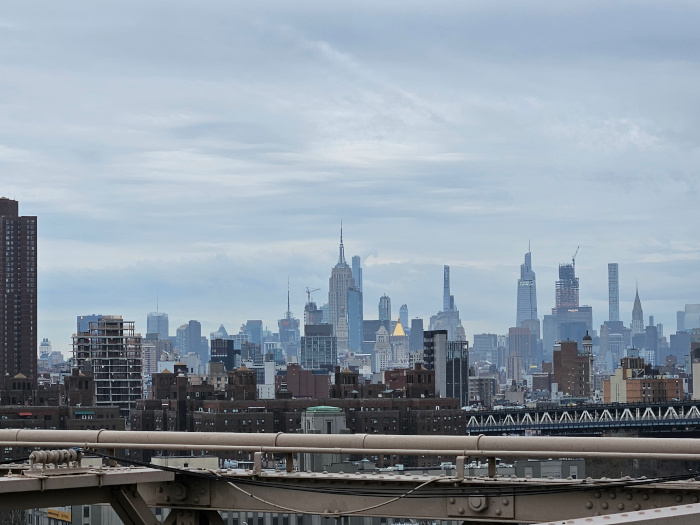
[1,2,698,353]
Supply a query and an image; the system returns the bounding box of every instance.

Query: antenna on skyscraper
[287,278,291,315]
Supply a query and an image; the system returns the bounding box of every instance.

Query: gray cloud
[1,1,698,354]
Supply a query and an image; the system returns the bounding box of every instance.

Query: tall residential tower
[0,198,37,392]
[608,263,619,322]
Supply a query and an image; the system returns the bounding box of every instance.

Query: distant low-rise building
[604,356,684,404]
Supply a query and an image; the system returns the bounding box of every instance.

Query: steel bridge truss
[466,403,700,434]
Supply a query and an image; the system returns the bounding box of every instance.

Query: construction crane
[572,246,579,268]
[305,287,320,304]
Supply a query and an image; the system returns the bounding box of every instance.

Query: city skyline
[34,234,697,356]
[1,3,698,353]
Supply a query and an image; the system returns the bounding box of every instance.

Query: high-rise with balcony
[0,198,37,393]
[72,315,143,417]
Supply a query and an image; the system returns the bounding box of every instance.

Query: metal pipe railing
[1,429,700,461]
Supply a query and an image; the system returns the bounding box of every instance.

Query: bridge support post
[286,452,294,473]
[487,456,496,477]
[109,485,159,525]
[455,456,465,480]
[253,452,263,475]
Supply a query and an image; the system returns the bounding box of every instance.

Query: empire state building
[328,227,355,340]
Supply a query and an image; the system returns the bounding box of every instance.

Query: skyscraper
[409,318,424,352]
[444,340,470,407]
[631,286,644,335]
[348,255,364,352]
[399,304,409,335]
[346,287,363,352]
[555,262,579,308]
[328,226,355,337]
[516,247,538,327]
[608,263,619,322]
[443,265,453,311]
[245,320,263,347]
[300,324,337,371]
[0,198,37,392]
[378,294,391,322]
[278,289,301,362]
[430,265,461,340]
[351,255,363,292]
[147,311,169,339]
[423,330,469,406]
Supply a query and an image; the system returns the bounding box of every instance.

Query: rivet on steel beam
[642,494,649,500]
[594,492,601,499]
[495,509,502,516]
[585,502,593,509]
[676,496,683,502]
[458,508,465,515]
[502,499,509,506]
[626,493,632,500]
[634,504,641,511]
[609,492,616,499]
[601,503,608,510]
[617,504,624,510]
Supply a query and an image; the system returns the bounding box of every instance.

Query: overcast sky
[1,2,699,355]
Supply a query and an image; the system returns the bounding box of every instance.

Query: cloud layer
[1,2,699,353]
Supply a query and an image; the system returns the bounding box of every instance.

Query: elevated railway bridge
[466,401,700,435]
[0,430,700,525]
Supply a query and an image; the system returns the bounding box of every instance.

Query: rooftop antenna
[287,278,291,316]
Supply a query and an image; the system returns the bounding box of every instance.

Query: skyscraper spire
[631,282,644,334]
[287,277,291,317]
[337,221,347,266]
